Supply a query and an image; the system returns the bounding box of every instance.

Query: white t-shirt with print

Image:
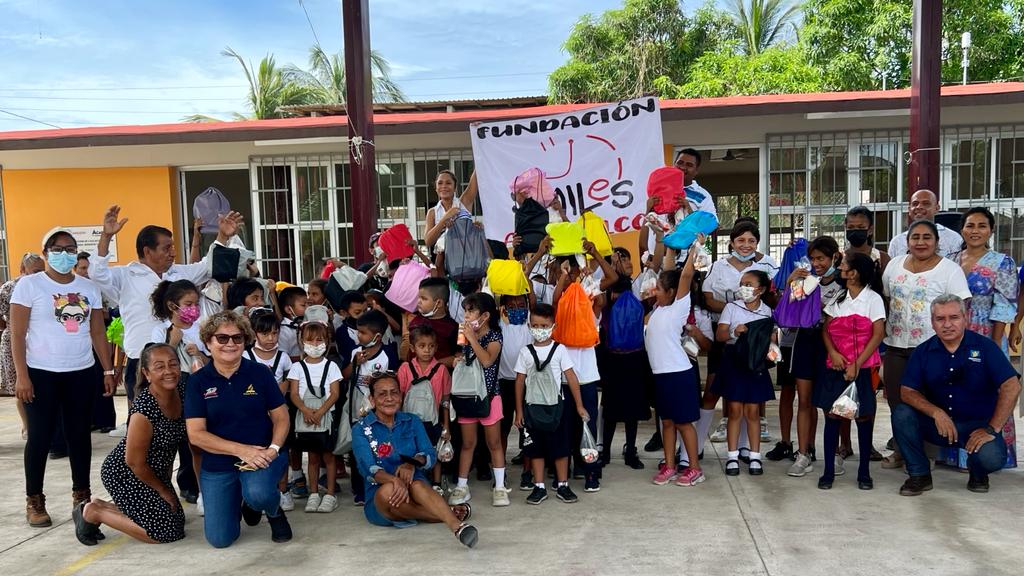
[350,346,396,389]
[717,301,773,345]
[514,342,574,389]
[287,358,343,399]
[499,320,533,381]
[882,255,971,348]
[11,272,102,372]
[703,255,779,320]
[646,293,693,374]
[248,349,293,383]
[532,280,555,306]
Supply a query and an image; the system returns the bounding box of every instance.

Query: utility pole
[908,0,941,195]
[343,0,377,264]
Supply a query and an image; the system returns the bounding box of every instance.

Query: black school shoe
[526,486,548,505]
[520,471,534,491]
[72,501,99,546]
[899,475,933,496]
[241,502,262,526]
[555,484,579,503]
[268,511,292,543]
[817,475,833,490]
[180,489,199,504]
[766,441,793,461]
[748,459,764,476]
[967,474,990,493]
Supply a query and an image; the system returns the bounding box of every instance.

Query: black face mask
[846,229,870,247]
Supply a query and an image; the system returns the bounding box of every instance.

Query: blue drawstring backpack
[608,290,644,352]
[663,211,719,251]
[774,238,808,290]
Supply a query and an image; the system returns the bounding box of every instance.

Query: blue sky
[0,0,653,131]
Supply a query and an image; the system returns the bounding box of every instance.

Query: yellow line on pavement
[54,536,128,576]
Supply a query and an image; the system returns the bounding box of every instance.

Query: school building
[0,82,1022,285]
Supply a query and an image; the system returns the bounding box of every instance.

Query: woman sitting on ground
[353,372,478,548]
[73,343,188,545]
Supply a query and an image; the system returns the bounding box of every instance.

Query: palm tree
[284,44,406,104]
[726,0,802,55]
[184,47,317,122]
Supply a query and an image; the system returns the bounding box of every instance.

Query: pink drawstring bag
[385,261,431,312]
[510,167,556,207]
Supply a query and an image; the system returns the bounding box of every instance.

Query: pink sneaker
[652,464,677,485]
[675,467,706,487]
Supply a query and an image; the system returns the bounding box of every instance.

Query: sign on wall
[43,225,117,261]
[470,96,665,242]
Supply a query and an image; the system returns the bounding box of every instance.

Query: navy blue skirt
[813,367,876,417]
[654,368,700,424]
[789,327,825,381]
[714,344,775,404]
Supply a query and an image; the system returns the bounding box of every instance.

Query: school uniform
[715,301,775,404]
[812,288,886,417]
[516,342,575,460]
[645,294,700,423]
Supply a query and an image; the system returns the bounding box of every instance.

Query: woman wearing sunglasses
[184,310,292,548]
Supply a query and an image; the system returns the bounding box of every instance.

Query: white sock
[558,481,568,487]
[726,450,740,469]
[679,429,693,464]
[739,422,750,450]
[288,469,304,482]
[535,482,546,489]
[457,477,468,488]
[749,451,762,462]
[493,467,506,489]
[696,409,715,453]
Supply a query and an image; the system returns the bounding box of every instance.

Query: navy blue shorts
[654,368,700,424]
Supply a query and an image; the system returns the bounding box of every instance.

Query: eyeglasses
[212,333,246,345]
[49,245,79,254]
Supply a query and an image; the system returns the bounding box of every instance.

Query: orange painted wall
[2,167,178,267]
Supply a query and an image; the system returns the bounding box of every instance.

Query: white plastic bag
[580,422,600,464]
[634,268,658,300]
[436,433,454,463]
[682,334,700,358]
[830,381,860,419]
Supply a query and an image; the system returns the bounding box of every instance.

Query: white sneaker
[279,491,294,512]
[196,493,205,516]
[432,484,445,497]
[710,418,728,442]
[834,455,846,476]
[108,424,127,438]
[317,494,339,513]
[305,493,322,513]
[787,453,814,477]
[448,485,471,505]
[759,417,771,442]
[492,486,510,507]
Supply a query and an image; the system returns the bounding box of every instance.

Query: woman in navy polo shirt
[184,311,292,548]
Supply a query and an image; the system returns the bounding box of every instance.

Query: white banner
[470,97,664,242]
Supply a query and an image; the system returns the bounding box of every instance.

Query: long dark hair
[151,279,199,321]
[836,252,882,304]
[462,292,501,332]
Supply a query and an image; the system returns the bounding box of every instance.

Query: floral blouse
[959,250,1018,354]
[882,255,972,349]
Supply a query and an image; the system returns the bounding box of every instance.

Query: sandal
[456,523,479,548]
[725,459,740,476]
[451,502,472,522]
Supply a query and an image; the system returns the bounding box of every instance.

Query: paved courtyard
[1,394,1023,576]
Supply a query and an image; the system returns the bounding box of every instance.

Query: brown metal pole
[343,0,377,264]
[908,0,942,195]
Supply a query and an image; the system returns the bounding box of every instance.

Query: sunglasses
[212,333,246,345]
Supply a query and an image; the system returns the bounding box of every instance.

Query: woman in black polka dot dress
[72,344,188,545]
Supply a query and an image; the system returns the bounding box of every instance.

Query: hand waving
[102,205,128,236]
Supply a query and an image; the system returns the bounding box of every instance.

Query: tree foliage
[726,0,802,55]
[283,45,406,105]
[803,0,1024,91]
[677,45,823,97]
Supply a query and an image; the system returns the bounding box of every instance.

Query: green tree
[547,0,736,103]
[677,45,823,97]
[283,44,406,104]
[726,0,802,55]
[184,47,316,122]
[803,0,1024,91]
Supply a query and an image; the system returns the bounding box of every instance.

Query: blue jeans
[199,449,288,548]
[892,404,1007,477]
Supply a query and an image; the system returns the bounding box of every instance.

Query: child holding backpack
[646,241,705,487]
[514,303,588,505]
[397,325,452,493]
[286,319,343,513]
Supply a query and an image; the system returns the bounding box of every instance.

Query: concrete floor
[2,394,1023,576]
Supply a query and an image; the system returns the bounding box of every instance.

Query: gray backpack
[403,362,442,425]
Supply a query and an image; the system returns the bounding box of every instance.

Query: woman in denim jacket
[353,372,478,548]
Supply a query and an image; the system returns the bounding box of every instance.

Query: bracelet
[268,443,281,454]
[103,369,116,376]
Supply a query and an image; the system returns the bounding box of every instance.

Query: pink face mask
[178,304,201,324]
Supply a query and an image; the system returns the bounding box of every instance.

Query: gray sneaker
[834,455,846,476]
[787,452,814,477]
[709,418,728,442]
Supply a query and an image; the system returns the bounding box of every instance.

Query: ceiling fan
[712,149,751,162]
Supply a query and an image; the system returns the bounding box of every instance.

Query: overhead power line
[0,108,61,129]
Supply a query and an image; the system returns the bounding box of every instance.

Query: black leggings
[24,366,95,495]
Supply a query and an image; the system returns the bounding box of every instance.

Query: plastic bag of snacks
[436,433,455,463]
[580,420,600,464]
[830,381,860,420]
[766,342,783,363]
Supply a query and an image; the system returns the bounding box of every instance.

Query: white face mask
[737,285,758,303]
[530,326,554,342]
[254,341,278,352]
[421,300,440,318]
[303,343,326,358]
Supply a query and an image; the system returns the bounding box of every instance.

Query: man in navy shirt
[894,295,1021,496]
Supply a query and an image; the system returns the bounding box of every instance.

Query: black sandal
[456,523,479,548]
[72,501,98,546]
[451,502,472,522]
[725,459,740,476]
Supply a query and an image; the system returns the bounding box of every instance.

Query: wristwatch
[103,369,116,376]
[984,426,997,436]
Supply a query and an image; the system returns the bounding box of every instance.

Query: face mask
[469,319,482,330]
[366,334,381,348]
[846,229,870,247]
[731,250,756,263]
[421,300,440,318]
[303,343,326,358]
[530,326,554,342]
[254,341,278,352]
[816,265,836,278]
[47,251,76,274]
[373,245,385,259]
[737,285,758,303]
[506,307,528,325]
[177,304,201,324]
